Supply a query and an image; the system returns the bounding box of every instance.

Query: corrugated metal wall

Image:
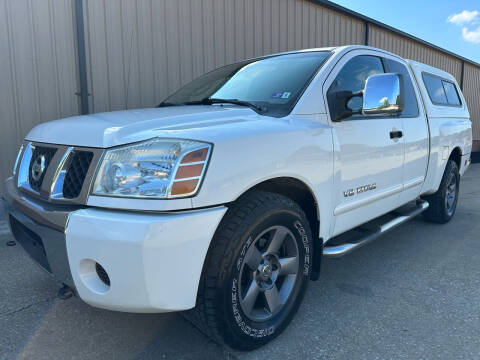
[463,63,480,149]
[82,0,365,113]
[369,25,463,82]
[368,24,480,151]
[1,0,479,182]
[0,0,79,182]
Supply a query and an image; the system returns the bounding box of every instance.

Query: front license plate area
[9,215,51,272]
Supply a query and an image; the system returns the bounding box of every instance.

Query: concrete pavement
[1,165,479,359]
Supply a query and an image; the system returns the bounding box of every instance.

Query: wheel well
[449,147,462,168]
[247,177,322,280]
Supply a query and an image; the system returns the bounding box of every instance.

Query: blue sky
[330,0,480,64]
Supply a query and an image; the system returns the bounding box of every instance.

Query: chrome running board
[323,200,429,258]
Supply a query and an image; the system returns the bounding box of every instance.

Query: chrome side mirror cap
[363,73,404,117]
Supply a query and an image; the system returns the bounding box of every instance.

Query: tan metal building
[1,0,479,183]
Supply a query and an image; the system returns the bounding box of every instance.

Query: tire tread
[182,190,308,349]
[423,160,459,224]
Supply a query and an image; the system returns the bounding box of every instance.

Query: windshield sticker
[272,92,291,99]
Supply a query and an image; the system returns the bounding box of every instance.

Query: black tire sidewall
[440,161,460,221]
[222,208,313,348]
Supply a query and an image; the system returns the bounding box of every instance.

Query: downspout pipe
[74,0,90,115]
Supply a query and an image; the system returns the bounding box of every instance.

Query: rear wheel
[184,191,313,350]
[423,160,460,224]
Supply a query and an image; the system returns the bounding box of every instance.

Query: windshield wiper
[209,98,266,112]
[182,98,266,112]
[159,98,266,113]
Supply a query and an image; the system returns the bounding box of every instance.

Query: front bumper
[3,177,227,312]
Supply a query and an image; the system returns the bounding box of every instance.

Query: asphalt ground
[1,165,479,359]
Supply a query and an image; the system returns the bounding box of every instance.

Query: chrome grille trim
[50,147,74,200]
[17,142,35,193]
[15,141,104,205]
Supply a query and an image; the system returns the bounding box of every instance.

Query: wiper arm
[160,98,266,113]
[209,98,266,112]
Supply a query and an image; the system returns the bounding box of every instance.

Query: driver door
[325,51,405,236]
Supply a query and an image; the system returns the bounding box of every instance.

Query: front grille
[9,215,51,272]
[28,146,57,191]
[18,142,101,204]
[62,151,94,199]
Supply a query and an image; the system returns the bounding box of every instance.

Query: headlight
[92,138,211,199]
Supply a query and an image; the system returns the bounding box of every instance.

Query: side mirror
[363,73,403,117]
[328,90,362,122]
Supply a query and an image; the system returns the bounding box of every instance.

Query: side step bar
[323,200,429,258]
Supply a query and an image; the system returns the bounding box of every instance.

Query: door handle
[390,130,403,139]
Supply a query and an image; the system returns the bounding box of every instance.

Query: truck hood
[26,106,262,148]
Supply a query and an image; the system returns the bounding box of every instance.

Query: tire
[422,160,460,224]
[184,190,314,350]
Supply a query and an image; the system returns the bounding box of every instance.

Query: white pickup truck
[3,45,472,350]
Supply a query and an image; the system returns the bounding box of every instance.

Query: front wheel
[185,191,313,350]
[423,160,460,224]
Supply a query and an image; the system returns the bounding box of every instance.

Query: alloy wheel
[238,225,300,322]
[445,173,457,216]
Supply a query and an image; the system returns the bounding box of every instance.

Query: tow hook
[57,284,74,300]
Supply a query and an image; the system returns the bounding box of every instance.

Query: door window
[327,55,384,119]
[383,58,419,117]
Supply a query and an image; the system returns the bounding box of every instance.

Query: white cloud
[448,10,480,43]
[447,10,479,25]
[462,26,480,43]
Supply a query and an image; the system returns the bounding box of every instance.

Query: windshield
[161,51,331,117]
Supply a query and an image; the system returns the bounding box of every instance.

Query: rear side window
[422,72,461,106]
[423,73,447,104]
[442,81,461,105]
[383,58,419,117]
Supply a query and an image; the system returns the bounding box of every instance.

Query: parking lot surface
[1,165,479,360]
